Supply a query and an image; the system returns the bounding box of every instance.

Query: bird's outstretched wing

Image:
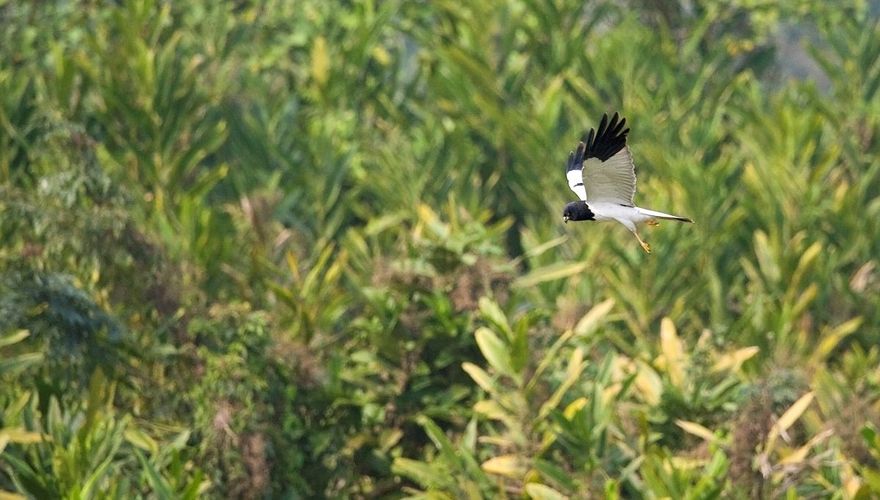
[565,112,636,205]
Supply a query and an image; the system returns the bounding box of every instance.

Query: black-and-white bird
[562,112,692,253]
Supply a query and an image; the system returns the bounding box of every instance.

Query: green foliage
[1,0,879,497]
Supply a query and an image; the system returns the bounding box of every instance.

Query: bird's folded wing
[583,147,636,205]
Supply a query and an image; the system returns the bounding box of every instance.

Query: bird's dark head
[562,201,594,223]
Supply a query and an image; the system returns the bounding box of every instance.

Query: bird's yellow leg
[632,230,651,253]
[646,219,660,227]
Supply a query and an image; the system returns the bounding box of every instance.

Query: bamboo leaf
[675,420,717,443]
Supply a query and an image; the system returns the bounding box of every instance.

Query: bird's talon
[641,242,652,253]
[647,219,659,227]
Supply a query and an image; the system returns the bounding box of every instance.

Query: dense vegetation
[2,0,879,498]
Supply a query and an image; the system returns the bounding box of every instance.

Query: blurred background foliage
[1,0,879,497]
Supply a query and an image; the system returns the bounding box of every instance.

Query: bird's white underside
[588,202,653,231]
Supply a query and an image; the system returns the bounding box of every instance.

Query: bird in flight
[562,112,692,253]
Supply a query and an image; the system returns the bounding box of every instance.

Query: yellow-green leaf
[766,392,815,451]
[0,490,27,500]
[811,317,862,365]
[481,454,527,478]
[525,483,569,500]
[513,261,589,289]
[754,230,780,284]
[712,346,759,372]
[659,318,686,389]
[462,362,497,395]
[475,327,515,379]
[473,400,511,422]
[0,428,43,446]
[478,297,513,339]
[124,428,159,455]
[634,360,662,406]
[0,330,29,348]
[574,298,615,337]
[563,397,588,419]
[310,36,329,86]
[675,420,717,442]
[779,429,833,465]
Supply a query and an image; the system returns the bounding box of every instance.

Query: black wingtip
[595,113,609,141]
[583,111,629,161]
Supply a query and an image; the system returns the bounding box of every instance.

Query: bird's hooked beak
[563,216,569,224]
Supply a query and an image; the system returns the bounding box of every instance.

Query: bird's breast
[590,202,639,222]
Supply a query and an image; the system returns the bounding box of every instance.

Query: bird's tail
[637,207,693,223]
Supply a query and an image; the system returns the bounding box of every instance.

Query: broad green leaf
[478,297,513,340]
[475,327,516,379]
